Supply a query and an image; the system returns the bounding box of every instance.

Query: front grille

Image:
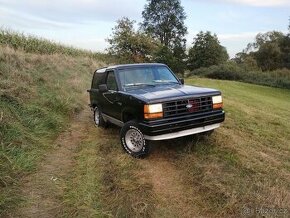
[163,96,213,118]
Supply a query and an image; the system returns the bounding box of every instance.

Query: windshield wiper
[124,83,156,87]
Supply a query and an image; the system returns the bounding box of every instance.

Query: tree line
[107,0,290,77]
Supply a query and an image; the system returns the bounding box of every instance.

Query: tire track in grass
[14,108,91,218]
[140,142,202,218]
[14,106,200,217]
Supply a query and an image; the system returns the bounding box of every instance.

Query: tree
[107,17,158,63]
[254,41,283,71]
[153,43,186,75]
[141,0,187,74]
[188,31,229,70]
[243,31,286,71]
[235,19,290,71]
[141,0,187,48]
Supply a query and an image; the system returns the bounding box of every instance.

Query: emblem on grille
[187,99,199,113]
[186,104,193,109]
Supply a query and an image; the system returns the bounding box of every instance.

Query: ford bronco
[88,63,225,157]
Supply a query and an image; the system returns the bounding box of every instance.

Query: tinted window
[92,72,105,89]
[106,71,117,90]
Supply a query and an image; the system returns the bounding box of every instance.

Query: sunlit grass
[0,45,105,215]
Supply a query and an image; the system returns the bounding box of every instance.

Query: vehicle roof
[95,63,167,73]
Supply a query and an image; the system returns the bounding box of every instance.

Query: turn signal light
[213,103,223,109]
[144,112,163,119]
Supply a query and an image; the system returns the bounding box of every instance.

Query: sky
[0,0,289,57]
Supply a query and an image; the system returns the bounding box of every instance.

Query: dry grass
[168,78,290,216]
[61,126,156,218]
[0,45,105,215]
[2,33,290,217]
[0,29,98,58]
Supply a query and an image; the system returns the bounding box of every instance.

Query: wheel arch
[122,108,138,123]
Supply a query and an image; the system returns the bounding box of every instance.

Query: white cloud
[0,7,73,28]
[222,0,290,7]
[0,0,144,23]
[218,32,258,40]
[65,38,108,52]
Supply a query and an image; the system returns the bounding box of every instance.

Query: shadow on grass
[150,133,216,158]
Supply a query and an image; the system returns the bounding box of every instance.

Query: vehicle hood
[125,84,221,103]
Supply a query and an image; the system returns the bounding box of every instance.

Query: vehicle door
[102,70,122,119]
[89,71,105,107]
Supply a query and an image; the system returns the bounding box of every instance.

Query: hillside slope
[0,45,105,214]
[1,37,290,217]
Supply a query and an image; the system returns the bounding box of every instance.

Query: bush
[190,62,245,80]
[188,62,290,89]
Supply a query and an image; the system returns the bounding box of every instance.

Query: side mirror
[179,78,184,85]
[99,84,108,92]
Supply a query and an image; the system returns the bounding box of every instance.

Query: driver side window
[106,71,117,91]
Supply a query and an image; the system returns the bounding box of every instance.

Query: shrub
[188,62,290,89]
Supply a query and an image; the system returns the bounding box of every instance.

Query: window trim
[116,66,181,91]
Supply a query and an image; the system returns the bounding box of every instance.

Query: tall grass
[0,29,111,61]
[0,45,105,215]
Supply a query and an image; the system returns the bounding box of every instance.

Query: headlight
[144,104,163,119]
[212,95,223,109]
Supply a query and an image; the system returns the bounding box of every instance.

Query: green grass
[169,77,290,216]
[1,30,290,217]
[0,45,105,215]
[61,128,156,218]
[61,77,290,217]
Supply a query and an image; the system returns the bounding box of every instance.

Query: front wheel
[120,121,150,158]
[93,106,107,128]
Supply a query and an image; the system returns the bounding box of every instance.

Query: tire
[93,106,107,128]
[120,121,150,158]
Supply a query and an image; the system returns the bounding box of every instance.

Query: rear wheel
[93,106,107,128]
[120,121,150,158]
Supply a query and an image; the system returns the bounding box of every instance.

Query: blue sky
[0,0,289,57]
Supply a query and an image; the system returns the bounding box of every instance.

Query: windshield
[118,66,179,89]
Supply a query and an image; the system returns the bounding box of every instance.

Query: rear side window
[92,72,105,89]
[106,71,118,91]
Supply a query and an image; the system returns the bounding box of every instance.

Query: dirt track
[14,109,90,217]
[14,107,199,217]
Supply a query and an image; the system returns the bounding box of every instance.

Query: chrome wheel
[94,107,100,126]
[125,129,144,152]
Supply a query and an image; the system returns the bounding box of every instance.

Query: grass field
[1,33,290,217]
[59,78,290,217]
[175,78,290,216]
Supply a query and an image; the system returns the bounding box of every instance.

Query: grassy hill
[0,44,105,213]
[1,31,290,217]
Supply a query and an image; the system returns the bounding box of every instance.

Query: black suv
[88,63,225,157]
